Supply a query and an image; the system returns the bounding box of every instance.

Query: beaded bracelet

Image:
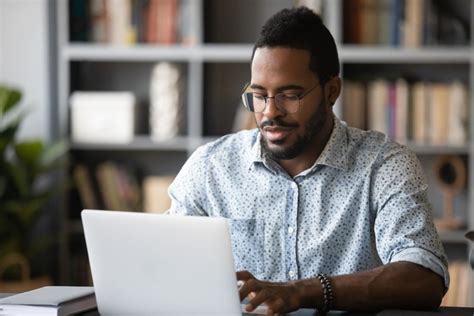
[316,273,333,314]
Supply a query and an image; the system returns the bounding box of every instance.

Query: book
[0,286,95,316]
[377,0,391,45]
[69,0,90,42]
[359,0,378,44]
[178,0,199,45]
[389,0,403,46]
[143,175,174,213]
[343,0,362,44]
[95,162,141,211]
[403,0,423,47]
[447,81,468,145]
[96,161,123,211]
[342,80,366,130]
[411,81,428,144]
[367,79,389,135]
[429,83,449,145]
[73,164,98,209]
[89,0,108,43]
[394,78,408,144]
[107,0,132,45]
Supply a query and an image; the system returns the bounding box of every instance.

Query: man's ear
[325,76,342,106]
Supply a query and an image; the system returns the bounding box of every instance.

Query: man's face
[251,47,332,160]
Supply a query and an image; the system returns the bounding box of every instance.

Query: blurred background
[0,0,472,307]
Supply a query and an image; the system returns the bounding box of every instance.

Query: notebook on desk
[82,209,257,315]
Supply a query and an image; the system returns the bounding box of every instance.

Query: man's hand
[237,270,302,315]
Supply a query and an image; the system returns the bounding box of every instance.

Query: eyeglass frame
[241,82,320,114]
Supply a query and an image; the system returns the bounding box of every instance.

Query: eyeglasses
[241,83,319,114]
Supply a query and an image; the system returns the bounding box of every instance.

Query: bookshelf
[56,0,473,303]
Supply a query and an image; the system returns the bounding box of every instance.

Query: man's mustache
[259,119,298,129]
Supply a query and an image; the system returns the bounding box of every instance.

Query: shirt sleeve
[167,145,209,216]
[371,141,450,289]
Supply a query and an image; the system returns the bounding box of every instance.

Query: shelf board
[62,43,201,61]
[439,230,469,243]
[340,45,472,63]
[406,142,470,155]
[201,44,253,61]
[62,43,254,62]
[63,44,472,64]
[70,135,189,151]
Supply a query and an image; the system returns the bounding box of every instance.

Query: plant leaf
[2,160,29,197]
[0,114,22,139]
[1,196,49,230]
[14,140,44,170]
[39,140,68,170]
[0,86,22,117]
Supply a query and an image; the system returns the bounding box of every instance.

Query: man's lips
[263,126,295,142]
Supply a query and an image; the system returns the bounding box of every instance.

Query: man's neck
[277,118,335,178]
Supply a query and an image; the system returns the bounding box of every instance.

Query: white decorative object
[149,62,184,141]
[70,91,135,144]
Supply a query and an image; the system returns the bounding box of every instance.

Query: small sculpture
[432,155,465,231]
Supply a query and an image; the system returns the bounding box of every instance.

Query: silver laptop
[81,209,243,315]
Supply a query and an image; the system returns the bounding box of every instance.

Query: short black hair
[252,6,339,84]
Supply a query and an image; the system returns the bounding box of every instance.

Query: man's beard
[259,99,329,161]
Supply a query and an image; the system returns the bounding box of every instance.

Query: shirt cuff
[390,247,450,289]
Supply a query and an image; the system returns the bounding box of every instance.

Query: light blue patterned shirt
[168,117,449,287]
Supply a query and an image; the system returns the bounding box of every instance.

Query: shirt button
[288,226,294,235]
[288,270,295,278]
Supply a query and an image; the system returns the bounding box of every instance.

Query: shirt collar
[311,116,349,172]
[247,116,349,173]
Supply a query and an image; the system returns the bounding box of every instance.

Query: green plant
[0,84,68,279]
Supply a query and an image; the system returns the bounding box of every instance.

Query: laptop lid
[81,209,242,316]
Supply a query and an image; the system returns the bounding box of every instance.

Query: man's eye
[253,94,265,101]
[279,94,298,101]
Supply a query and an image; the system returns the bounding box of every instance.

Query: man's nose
[262,97,284,118]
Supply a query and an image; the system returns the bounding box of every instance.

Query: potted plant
[0,84,68,291]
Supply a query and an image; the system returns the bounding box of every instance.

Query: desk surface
[2,293,473,315]
[77,306,474,316]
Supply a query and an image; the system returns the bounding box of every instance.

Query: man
[168,7,448,314]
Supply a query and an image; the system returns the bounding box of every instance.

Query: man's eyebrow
[249,84,305,92]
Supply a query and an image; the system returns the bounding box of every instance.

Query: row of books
[70,0,198,45]
[342,79,469,145]
[441,261,473,307]
[343,0,469,46]
[73,162,173,214]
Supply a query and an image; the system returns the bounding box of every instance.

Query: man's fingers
[247,289,270,312]
[239,277,260,302]
[266,297,286,315]
[236,270,255,281]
